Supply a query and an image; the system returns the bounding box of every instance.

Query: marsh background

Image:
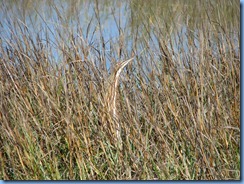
[0,0,240,180]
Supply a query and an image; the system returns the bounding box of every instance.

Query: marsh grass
[0,0,240,180]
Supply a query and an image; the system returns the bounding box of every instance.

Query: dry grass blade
[0,0,240,180]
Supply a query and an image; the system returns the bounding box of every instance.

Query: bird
[102,57,134,150]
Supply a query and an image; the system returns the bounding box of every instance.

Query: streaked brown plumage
[103,57,134,150]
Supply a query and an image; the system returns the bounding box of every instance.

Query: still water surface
[0,0,240,70]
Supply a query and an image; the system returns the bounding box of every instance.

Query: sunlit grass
[0,0,240,180]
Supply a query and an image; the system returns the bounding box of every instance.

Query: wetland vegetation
[0,0,240,180]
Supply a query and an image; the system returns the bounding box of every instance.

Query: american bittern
[103,57,134,150]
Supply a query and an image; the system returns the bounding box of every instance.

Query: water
[0,0,240,72]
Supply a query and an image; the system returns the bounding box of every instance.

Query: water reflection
[0,0,240,72]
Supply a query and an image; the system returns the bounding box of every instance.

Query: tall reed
[0,0,240,180]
